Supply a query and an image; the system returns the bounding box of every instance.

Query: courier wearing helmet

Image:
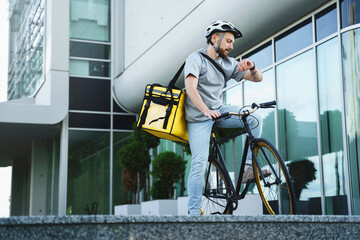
[184,20,264,215]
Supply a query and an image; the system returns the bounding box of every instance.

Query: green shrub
[151,151,186,199]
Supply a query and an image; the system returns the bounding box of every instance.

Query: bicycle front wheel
[201,159,232,215]
[252,138,296,215]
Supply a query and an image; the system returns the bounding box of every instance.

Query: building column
[10,158,30,216]
[29,140,49,216]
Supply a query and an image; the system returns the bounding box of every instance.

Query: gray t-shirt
[184,48,246,122]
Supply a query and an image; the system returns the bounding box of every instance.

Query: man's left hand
[237,59,254,72]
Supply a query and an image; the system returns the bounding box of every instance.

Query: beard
[218,47,230,58]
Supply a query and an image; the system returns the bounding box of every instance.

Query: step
[1,215,360,239]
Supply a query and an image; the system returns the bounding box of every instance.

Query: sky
[0,1,11,218]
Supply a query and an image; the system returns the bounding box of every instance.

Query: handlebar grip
[213,112,230,121]
[260,100,276,108]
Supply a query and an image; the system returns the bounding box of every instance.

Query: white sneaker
[242,165,272,183]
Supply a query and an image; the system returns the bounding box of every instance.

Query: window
[317,37,347,214]
[316,4,337,41]
[69,77,110,112]
[70,41,110,59]
[341,29,360,214]
[341,0,360,29]
[67,130,110,215]
[69,112,111,129]
[276,50,321,214]
[69,59,110,77]
[70,0,110,42]
[275,18,313,61]
[243,41,272,70]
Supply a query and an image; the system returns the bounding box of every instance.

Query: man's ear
[211,33,218,45]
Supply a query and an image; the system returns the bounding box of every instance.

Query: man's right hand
[203,109,221,120]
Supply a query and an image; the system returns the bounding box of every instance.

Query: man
[184,20,263,215]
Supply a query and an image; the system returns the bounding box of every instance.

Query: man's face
[214,32,235,58]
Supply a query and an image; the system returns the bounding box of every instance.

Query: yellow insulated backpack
[137,63,189,143]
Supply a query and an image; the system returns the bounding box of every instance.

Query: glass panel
[113,100,127,113]
[70,0,110,42]
[70,59,110,77]
[69,112,111,129]
[113,132,133,206]
[243,41,273,70]
[70,77,110,112]
[317,37,347,214]
[316,4,337,41]
[67,130,110,215]
[341,0,360,29]
[113,115,137,130]
[275,18,313,61]
[277,50,321,214]
[341,29,360,214]
[244,69,276,145]
[70,41,110,59]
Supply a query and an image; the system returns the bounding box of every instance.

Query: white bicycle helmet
[205,20,242,41]
[205,20,242,57]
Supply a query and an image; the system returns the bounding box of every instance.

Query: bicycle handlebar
[213,100,277,120]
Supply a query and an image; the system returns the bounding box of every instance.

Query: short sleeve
[184,51,202,79]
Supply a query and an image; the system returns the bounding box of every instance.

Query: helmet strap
[210,32,225,57]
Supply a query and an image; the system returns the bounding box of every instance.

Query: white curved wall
[114,0,330,113]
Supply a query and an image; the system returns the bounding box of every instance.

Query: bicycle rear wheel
[201,159,232,215]
[252,138,296,215]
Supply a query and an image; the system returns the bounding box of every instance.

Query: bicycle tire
[252,138,296,215]
[201,159,233,215]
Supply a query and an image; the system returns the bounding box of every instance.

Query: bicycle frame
[207,112,270,211]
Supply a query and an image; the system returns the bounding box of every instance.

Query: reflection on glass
[70,59,110,77]
[243,42,272,70]
[317,37,347,214]
[113,132,133,206]
[244,69,276,145]
[341,29,360,214]
[70,41,110,59]
[67,130,110,215]
[275,18,313,61]
[277,50,321,214]
[315,4,337,41]
[341,0,360,29]
[70,0,110,42]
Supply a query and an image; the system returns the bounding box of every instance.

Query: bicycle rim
[201,160,232,215]
[253,139,296,215]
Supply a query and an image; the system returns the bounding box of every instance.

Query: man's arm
[237,59,263,82]
[185,74,221,120]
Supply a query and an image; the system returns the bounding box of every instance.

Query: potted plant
[141,151,186,215]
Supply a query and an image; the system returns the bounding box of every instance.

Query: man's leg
[187,120,214,215]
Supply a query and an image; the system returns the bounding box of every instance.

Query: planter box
[233,194,263,215]
[141,199,178,216]
[114,204,141,216]
[177,196,188,215]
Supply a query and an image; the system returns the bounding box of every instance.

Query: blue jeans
[187,105,262,215]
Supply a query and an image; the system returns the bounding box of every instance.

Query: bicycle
[201,100,296,215]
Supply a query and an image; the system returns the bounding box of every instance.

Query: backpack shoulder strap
[199,52,226,80]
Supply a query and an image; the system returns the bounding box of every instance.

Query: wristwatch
[249,61,256,71]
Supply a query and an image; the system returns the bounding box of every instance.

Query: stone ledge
[1,215,360,239]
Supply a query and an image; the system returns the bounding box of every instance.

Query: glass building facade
[5,0,360,216]
[220,0,360,215]
[7,0,45,100]
[65,0,360,215]
[66,0,136,215]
